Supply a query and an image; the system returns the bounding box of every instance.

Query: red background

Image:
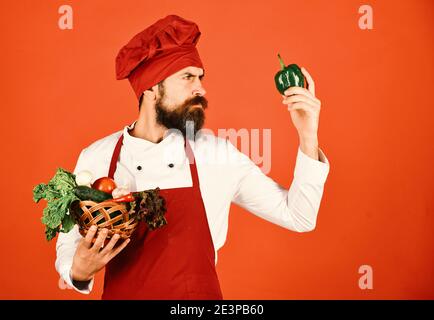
[0,0,433,299]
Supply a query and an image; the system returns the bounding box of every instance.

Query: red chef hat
[115,15,204,100]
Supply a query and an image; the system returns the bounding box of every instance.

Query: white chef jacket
[56,122,330,294]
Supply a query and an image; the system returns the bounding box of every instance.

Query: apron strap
[184,138,194,165]
[184,138,200,187]
[108,134,124,179]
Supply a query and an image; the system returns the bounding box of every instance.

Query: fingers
[283,96,319,113]
[282,94,315,106]
[283,87,319,103]
[283,86,306,96]
[100,233,121,255]
[301,67,315,96]
[282,91,321,113]
[82,225,98,249]
[91,228,109,252]
[108,238,131,261]
[287,102,316,113]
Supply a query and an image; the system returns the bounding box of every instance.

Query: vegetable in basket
[32,168,80,241]
[92,177,117,194]
[74,185,112,202]
[33,168,168,241]
[112,193,136,203]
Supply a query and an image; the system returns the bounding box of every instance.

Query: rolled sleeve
[59,262,95,295]
[294,147,330,185]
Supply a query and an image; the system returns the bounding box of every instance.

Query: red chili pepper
[111,193,135,203]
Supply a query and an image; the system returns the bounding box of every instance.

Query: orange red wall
[0,0,433,299]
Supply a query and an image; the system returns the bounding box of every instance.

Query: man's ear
[143,85,159,101]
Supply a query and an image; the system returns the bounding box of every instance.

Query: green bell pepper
[274,53,305,95]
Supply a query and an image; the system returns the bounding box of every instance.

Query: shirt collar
[122,121,184,152]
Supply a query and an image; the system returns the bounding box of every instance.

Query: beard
[155,92,208,136]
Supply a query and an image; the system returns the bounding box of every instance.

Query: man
[55,14,330,299]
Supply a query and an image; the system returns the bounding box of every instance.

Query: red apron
[101,134,223,300]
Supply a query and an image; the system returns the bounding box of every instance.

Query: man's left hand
[282,67,321,159]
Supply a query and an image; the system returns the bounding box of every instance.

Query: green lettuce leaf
[33,168,80,241]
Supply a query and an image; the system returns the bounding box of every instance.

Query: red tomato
[92,177,117,194]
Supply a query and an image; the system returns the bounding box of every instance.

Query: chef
[55,14,330,299]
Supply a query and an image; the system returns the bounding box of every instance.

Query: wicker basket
[70,200,139,240]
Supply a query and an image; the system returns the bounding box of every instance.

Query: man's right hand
[70,225,131,282]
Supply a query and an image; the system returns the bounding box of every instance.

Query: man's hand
[70,225,131,282]
[282,67,321,160]
[281,67,321,137]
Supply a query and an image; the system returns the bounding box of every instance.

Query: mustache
[184,95,208,110]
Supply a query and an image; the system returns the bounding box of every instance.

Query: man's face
[155,66,208,136]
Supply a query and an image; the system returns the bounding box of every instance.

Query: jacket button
[168,163,174,168]
[137,165,142,171]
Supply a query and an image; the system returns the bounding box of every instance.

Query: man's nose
[193,84,206,97]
